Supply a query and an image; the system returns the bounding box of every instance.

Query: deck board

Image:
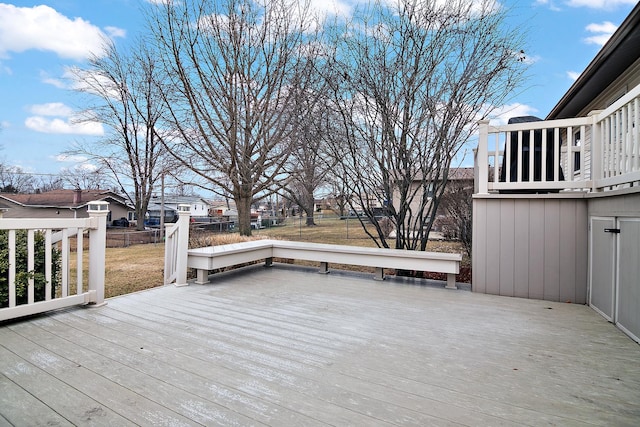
[1,264,640,426]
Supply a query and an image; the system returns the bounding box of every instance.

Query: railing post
[175,204,191,286]
[477,120,490,195]
[473,148,479,194]
[590,110,603,192]
[87,201,109,306]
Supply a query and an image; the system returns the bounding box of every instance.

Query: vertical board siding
[528,202,546,300]
[472,197,588,304]
[472,201,487,293]
[574,202,589,305]
[499,201,515,297]
[559,202,577,303]
[485,202,502,295]
[513,202,530,298]
[543,201,561,301]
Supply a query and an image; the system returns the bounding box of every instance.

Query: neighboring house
[473,3,640,343]
[432,167,474,237]
[391,166,474,225]
[0,189,131,223]
[150,195,211,218]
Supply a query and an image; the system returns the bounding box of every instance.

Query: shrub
[0,230,61,308]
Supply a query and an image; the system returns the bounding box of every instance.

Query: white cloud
[487,103,540,125]
[105,26,126,39]
[54,154,88,163]
[566,0,637,9]
[1,120,11,129]
[28,102,74,117]
[583,21,618,46]
[25,116,104,136]
[567,70,581,81]
[309,0,353,18]
[0,4,109,60]
[534,0,562,11]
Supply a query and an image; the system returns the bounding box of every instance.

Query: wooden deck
[1,265,639,426]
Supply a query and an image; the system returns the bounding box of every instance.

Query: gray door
[616,218,640,343]
[590,217,616,321]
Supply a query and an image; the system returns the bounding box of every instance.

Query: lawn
[89,215,469,298]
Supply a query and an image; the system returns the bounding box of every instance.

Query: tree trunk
[235,193,253,236]
[305,207,316,226]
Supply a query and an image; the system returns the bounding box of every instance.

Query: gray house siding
[473,195,588,304]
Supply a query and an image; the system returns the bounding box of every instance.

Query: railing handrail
[0,217,96,230]
[487,116,592,133]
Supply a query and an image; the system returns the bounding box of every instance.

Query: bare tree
[68,39,170,230]
[438,179,473,257]
[148,0,323,236]
[0,164,35,193]
[33,174,64,193]
[59,165,111,190]
[279,81,336,226]
[326,0,526,250]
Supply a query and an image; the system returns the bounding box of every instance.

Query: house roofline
[0,193,130,210]
[546,2,640,120]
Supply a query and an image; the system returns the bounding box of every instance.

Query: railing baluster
[632,98,640,171]
[27,230,35,305]
[554,128,560,182]
[580,125,586,181]
[517,130,523,182]
[541,128,547,182]
[45,229,52,301]
[493,133,499,184]
[567,126,574,181]
[77,228,83,295]
[614,111,620,176]
[626,102,633,174]
[8,230,16,307]
[506,131,511,183]
[61,228,69,297]
[528,129,535,182]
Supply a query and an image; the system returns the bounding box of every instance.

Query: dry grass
[71,216,468,299]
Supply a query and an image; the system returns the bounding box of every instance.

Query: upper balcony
[474,83,640,196]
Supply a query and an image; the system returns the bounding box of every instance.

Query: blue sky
[0,0,637,176]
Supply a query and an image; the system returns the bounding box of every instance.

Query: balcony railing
[475,84,640,195]
[0,201,109,321]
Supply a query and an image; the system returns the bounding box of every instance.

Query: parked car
[112,217,130,227]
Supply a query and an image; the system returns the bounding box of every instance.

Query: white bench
[187,239,462,289]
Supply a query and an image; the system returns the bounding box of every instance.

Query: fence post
[87,201,109,306]
[175,204,191,286]
[477,120,490,195]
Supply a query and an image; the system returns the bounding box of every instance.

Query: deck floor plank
[1,265,640,426]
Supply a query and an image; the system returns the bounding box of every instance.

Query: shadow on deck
[1,265,639,426]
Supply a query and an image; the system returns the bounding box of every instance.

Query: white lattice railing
[476,83,640,194]
[163,204,191,286]
[0,201,109,321]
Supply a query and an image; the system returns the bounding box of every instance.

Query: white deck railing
[163,204,191,286]
[476,83,640,194]
[0,201,109,321]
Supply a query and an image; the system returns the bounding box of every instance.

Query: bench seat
[187,239,462,289]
